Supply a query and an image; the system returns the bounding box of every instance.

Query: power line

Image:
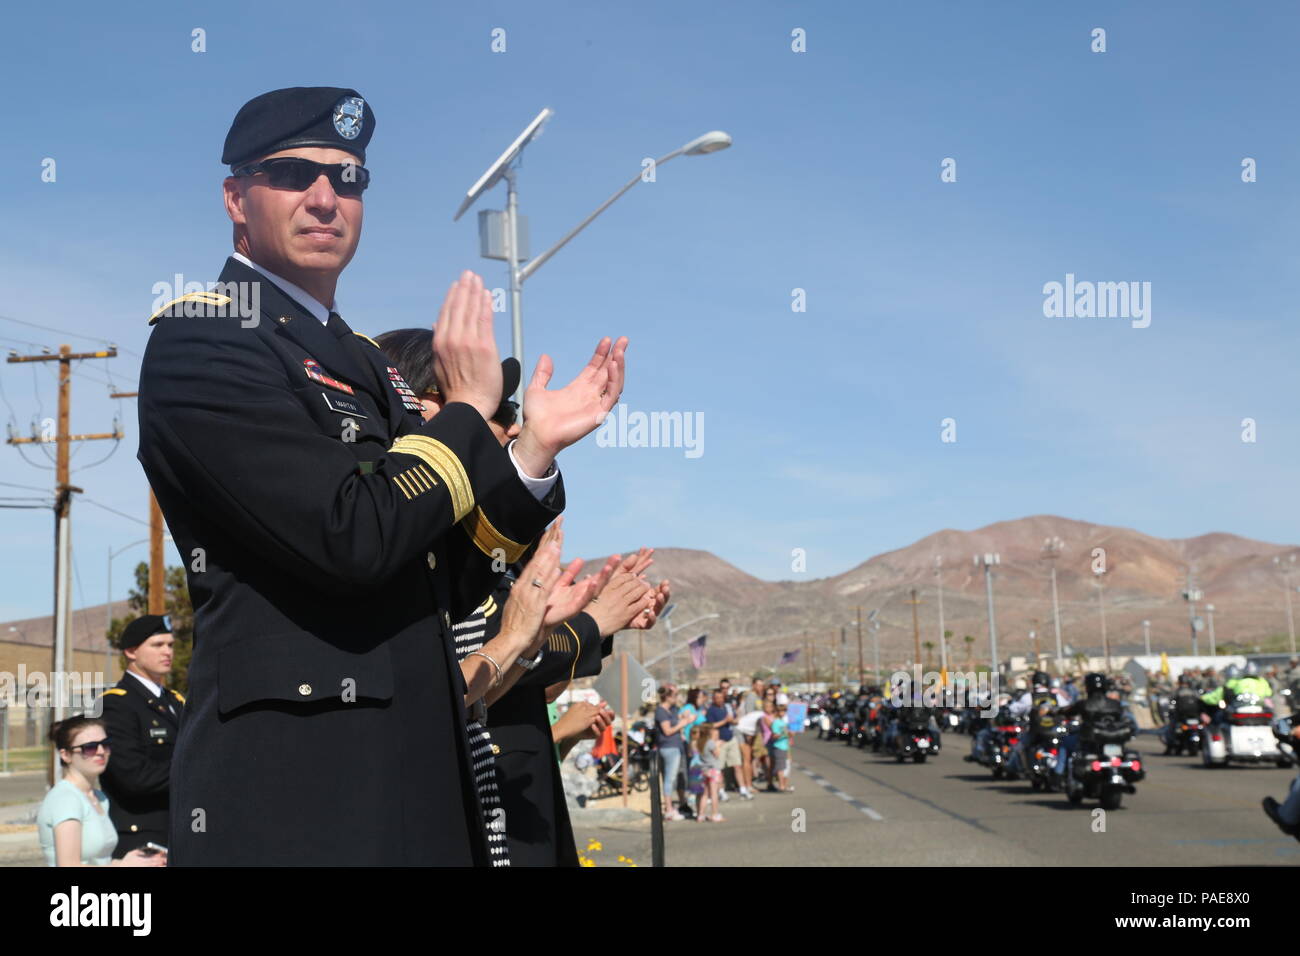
[0,314,141,358]
[81,498,149,527]
[0,478,49,492]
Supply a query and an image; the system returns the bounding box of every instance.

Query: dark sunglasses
[234,157,370,197]
[492,400,519,429]
[69,738,112,756]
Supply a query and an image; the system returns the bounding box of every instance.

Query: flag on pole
[779,649,800,666]
[689,634,708,670]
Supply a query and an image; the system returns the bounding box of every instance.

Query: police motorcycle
[1201,692,1287,768]
[1064,712,1144,810]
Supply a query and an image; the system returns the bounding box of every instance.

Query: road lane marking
[796,765,884,820]
[804,744,997,834]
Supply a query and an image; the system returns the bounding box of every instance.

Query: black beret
[117,615,171,651]
[222,87,374,169]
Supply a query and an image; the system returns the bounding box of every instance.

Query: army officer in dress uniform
[98,614,184,857]
[137,86,627,865]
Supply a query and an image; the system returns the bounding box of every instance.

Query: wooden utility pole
[110,389,165,614]
[907,589,922,668]
[7,345,120,784]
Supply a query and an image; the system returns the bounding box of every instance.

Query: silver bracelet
[467,650,503,689]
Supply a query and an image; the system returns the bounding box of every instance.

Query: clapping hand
[512,337,628,478]
[432,271,501,421]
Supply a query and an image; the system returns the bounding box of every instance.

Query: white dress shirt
[232,253,558,499]
[126,670,175,716]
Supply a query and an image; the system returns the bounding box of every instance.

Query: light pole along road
[453,111,733,403]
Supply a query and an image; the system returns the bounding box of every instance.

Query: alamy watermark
[887,666,1000,718]
[150,275,261,328]
[595,403,704,459]
[0,667,107,716]
[1042,273,1150,329]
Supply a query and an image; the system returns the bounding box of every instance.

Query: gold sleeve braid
[388,435,474,521]
[461,506,527,564]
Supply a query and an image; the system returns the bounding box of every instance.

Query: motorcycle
[1163,717,1203,757]
[966,718,1022,778]
[1274,715,1295,765]
[885,719,938,763]
[829,708,856,743]
[1201,693,1287,768]
[1025,719,1070,792]
[1065,716,1145,810]
[939,708,962,735]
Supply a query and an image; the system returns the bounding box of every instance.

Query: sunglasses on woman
[233,157,370,197]
[492,400,519,429]
[69,739,112,756]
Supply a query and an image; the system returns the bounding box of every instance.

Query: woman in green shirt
[37,717,163,867]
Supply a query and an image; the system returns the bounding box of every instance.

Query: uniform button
[426,551,436,570]
[491,744,501,756]
[130,825,139,833]
[297,683,313,696]
[277,315,292,325]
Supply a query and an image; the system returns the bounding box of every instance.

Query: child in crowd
[694,723,725,822]
[770,704,793,793]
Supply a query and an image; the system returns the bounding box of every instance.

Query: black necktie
[329,311,391,408]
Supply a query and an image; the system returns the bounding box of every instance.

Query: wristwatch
[515,646,545,671]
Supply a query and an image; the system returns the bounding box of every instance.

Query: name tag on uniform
[321,393,368,419]
[149,728,169,738]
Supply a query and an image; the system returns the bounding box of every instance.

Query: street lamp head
[682,131,732,155]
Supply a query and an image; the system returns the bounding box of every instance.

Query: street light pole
[1142,619,1151,657]
[855,606,864,686]
[975,553,1001,676]
[935,556,948,676]
[1042,537,1065,672]
[1183,569,1203,657]
[1094,570,1110,673]
[1206,604,1217,657]
[1275,555,1297,656]
[460,121,732,404]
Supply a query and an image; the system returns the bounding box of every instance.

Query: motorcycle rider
[1262,722,1300,841]
[969,693,1014,763]
[1162,674,1204,750]
[1105,678,1140,735]
[1055,673,1126,782]
[1008,671,1057,775]
[1201,663,1274,724]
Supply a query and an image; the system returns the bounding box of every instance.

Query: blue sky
[0,1,1296,621]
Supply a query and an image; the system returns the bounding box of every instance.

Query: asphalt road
[573,730,1300,867]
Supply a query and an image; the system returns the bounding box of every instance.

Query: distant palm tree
[963,635,975,668]
[923,640,935,669]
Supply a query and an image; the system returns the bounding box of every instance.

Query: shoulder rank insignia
[353,331,382,350]
[99,688,127,697]
[148,291,233,325]
[170,689,186,704]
